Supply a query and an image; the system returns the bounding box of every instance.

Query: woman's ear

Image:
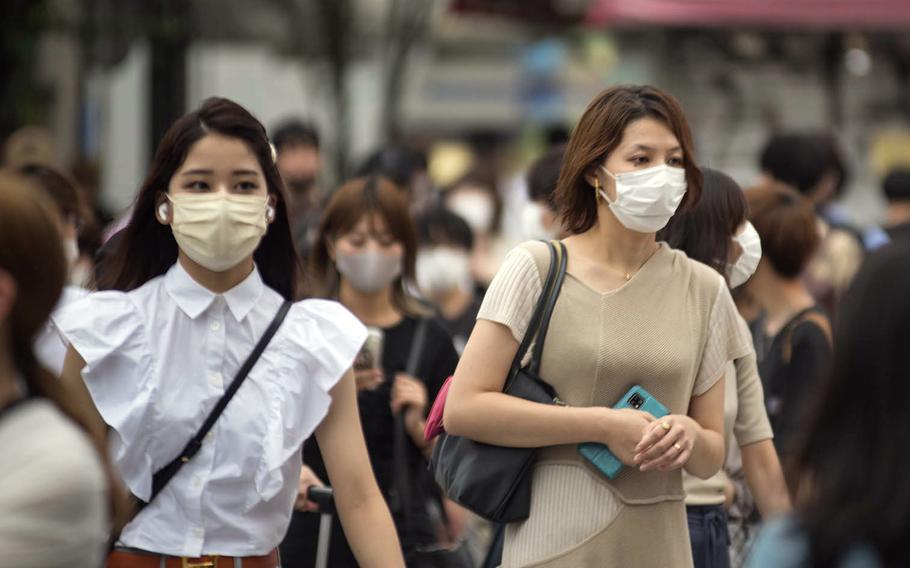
[155,194,171,225]
[266,195,277,223]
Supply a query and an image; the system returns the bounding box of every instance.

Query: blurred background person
[880,167,910,245]
[271,119,324,258]
[416,206,481,355]
[287,176,460,567]
[0,172,109,567]
[742,184,832,488]
[747,241,910,568]
[16,164,91,375]
[661,168,791,568]
[443,169,509,290]
[358,146,434,216]
[757,132,864,317]
[522,144,567,241]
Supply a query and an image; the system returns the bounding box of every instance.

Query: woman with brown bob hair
[53,98,404,567]
[0,172,110,566]
[444,85,751,567]
[286,176,459,567]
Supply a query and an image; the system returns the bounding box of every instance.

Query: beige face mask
[166,192,269,272]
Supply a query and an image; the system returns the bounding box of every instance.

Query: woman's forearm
[335,491,405,568]
[444,391,606,447]
[684,421,725,479]
[741,439,791,518]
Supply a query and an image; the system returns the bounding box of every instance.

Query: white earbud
[266,204,275,222]
[157,202,169,222]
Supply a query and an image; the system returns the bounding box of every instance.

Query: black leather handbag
[430,240,567,523]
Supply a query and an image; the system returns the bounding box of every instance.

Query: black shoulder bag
[430,240,567,523]
[132,300,293,516]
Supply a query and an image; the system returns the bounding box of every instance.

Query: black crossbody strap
[139,300,293,510]
[392,318,430,549]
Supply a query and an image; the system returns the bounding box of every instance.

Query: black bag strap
[529,241,567,376]
[392,318,430,548]
[505,240,567,388]
[137,300,293,511]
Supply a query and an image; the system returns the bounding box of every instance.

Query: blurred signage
[586,0,910,28]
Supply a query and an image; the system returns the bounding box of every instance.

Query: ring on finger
[674,442,682,453]
[661,421,671,431]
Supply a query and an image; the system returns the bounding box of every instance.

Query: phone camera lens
[629,393,644,409]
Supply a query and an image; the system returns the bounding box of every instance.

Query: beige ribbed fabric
[478,241,753,567]
[684,317,774,506]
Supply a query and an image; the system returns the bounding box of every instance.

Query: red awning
[586,0,910,29]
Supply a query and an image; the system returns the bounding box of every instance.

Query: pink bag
[424,375,454,441]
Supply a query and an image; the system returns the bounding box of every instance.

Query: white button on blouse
[53,262,366,557]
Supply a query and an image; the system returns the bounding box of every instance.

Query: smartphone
[578,385,670,479]
[354,327,384,371]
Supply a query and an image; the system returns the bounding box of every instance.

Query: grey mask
[336,250,403,294]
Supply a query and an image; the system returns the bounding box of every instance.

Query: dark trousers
[687,504,730,568]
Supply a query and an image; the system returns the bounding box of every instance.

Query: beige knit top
[478,241,753,504]
[682,331,774,506]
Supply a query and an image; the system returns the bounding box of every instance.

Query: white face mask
[167,193,268,272]
[728,221,762,288]
[336,250,403,295]
[599,164,687,233]
[521,202,558,241]
[447,193,495,235]
[417,247,472,297]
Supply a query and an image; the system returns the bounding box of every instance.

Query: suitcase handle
[307,486,335,514]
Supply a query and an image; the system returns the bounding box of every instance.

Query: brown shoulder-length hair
[555,84,703,234]
[746,182,820,279]
[95,97,300,300]
[310,176,428,317]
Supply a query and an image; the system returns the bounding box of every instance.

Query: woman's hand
[354,368,384,392]
[633,414,698,472]
[390,373,428,417]
[294,465,326,512]
[601,408,656,466]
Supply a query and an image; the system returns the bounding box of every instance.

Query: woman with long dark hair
[0,172,110,566]
[747,241,910,567]
[660,169,791,567]
[444,85,752,567]
[54,98,404,567]
[282,176,459,567]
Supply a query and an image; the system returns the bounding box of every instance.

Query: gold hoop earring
[594,177,600,193]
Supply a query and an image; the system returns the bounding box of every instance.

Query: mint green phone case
[578,385,670,479]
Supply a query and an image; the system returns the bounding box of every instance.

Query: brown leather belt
[107,548,279,568]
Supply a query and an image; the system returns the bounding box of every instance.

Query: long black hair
[96,97,300,299]
[658,167,747,280]
[794,242,910,567]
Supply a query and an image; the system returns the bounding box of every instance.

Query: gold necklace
[607,244,660,282]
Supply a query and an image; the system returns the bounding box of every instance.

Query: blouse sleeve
[289,299,368,393]
[52,292,158,501]
[477,246,543,344]
[253,299,367,501]
[694,277,754,396]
